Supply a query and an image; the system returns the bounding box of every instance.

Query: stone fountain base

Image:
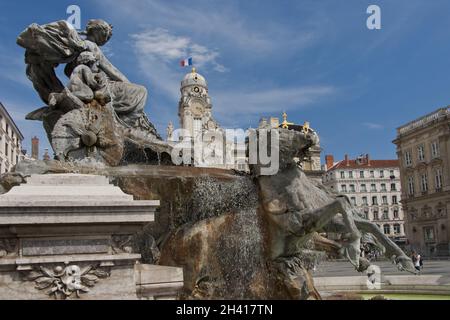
[0,172,183,300]
[1,159,321,300]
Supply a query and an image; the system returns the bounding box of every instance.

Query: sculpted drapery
[17,19,169,165]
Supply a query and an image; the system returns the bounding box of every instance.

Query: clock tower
[178,68,218,141]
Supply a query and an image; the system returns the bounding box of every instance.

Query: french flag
[180,57,193,67]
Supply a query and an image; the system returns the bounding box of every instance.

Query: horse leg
[352,215,416,273]
[302,196,362,269]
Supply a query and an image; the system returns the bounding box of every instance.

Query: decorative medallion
[24,264,110,299]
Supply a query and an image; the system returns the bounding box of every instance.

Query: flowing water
[189,177,270,298]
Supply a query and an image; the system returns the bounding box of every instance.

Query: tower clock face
[191,101,205,116]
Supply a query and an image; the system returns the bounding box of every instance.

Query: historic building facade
[393,107,450,256]
[0,102,24,173]
[322,154,406,244]
[172,69,323,174]
[174,68,247,171]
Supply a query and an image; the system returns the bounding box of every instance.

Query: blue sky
[1,0,450,162]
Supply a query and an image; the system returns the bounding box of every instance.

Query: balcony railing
[397,107,450,136]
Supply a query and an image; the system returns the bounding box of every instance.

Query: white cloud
[130,27,335,129]
[215,86,335,114]
[130,28,229,129]
[95,0,319,55]
[363,122,384,130]
[213,86,336,127]
[131,28,227,73]
[113,3,333,131]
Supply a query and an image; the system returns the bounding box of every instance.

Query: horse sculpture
[252,128,416,299]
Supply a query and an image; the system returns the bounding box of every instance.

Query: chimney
[344,154,350,166]
[366,154,371,166]
[31,136,39,160]
[325,154,334,170]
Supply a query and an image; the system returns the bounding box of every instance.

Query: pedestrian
[419,254,424,271]
[412,251,421,273]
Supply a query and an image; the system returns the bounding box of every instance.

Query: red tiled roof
[328,159,399,171]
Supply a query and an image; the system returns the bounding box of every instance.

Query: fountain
[0,19,418,300]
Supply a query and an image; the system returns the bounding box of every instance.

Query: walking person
[411,251,421,274]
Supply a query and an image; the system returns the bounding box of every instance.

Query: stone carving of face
[61,265,83,291]
[86,19,113,46]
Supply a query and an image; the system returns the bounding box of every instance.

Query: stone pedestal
[0,174,182,299]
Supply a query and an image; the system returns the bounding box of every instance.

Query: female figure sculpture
[17,19,169,165]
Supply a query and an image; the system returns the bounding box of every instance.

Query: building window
[360,184,367,192]
[348,171,353,178]
[373,210,379,220]
[340,171,345,179]
[363,209,369,220]
[382,196,388,205]
[392,195,398,204]
[423,227,435,242]
[390,170,395,178]
[379,170,384,178]
[370,184,376,192]
[393,224,401,234]
[404,150,412,167]
[382,208,389,219]
[5,123,9,135]
[420,173,428,192]
[362,196,368,205]
[381,183,387,192]
[372,196,378,205]
[5,142,8,156]
[341,185,347,192]
[351,197,356,206]
[390,183,397,191]
[435,168,443,190]
[383,224,391,235]
[193,118,202,137]
[370,170,375,178]
[360,171,364,178]
[393,208,399,218]
[418,144,425,162]
[431,141,440,158]
[408,176,415,195]
[349,184,355,192]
